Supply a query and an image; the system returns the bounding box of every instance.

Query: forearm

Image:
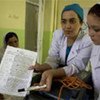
[49,68,66,78]
[39,63,52,72]
[63,64,79,76]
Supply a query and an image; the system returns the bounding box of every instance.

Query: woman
[30,3,92,90]
[87,3,100,99]
[0,32,19,62]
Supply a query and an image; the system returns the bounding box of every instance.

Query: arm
[45,29,63,68]
[64,34,93,76]
[39,68,66,91]
[29,30,63,72]
[29,63,52,73]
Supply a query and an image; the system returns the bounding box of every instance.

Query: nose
[65,22,71,29]
[88,29,95,37]
[10,42,18,47]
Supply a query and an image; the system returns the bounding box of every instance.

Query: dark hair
[88,4,100,17]
[4,32,19,44]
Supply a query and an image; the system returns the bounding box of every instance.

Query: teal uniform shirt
[65,46,72,65]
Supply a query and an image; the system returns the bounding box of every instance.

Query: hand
[39,70,55,92]
[32,68,66,92]
[38,68,66,91]
[29,63,52,73]
[29,63,41,72]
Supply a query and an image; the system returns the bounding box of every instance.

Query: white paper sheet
[0,46,37,97]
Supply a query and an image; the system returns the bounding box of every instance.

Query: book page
[0,46,37,97]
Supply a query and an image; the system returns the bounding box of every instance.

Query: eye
[61,19,66,24]
[69,19,77,24]
[94,29,100,32]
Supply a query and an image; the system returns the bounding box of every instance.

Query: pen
[18,84,47,92]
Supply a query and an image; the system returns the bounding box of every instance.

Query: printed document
[0,46,37,97]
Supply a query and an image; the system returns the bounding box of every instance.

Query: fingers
[31,71,53,92]
[28,65,35,70]
[28,63,40,72]
[39,71,53,92]
[42,76,52,92]
[39,77,46,86]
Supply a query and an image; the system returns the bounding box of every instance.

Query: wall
[41,0,56,62]
[0,0,25,48]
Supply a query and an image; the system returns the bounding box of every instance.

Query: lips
[66,30,72,32]
[65,31,72,34]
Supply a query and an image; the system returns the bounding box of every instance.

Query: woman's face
[61,10,82,38]
[7,36,19,47]
[87,14,100,45]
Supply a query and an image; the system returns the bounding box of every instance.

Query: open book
[0,46,37,97]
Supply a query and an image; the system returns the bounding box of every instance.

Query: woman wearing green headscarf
[29,3,93,100]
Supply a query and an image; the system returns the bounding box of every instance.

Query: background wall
[0,0,25,48]
[41,0,56,63]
